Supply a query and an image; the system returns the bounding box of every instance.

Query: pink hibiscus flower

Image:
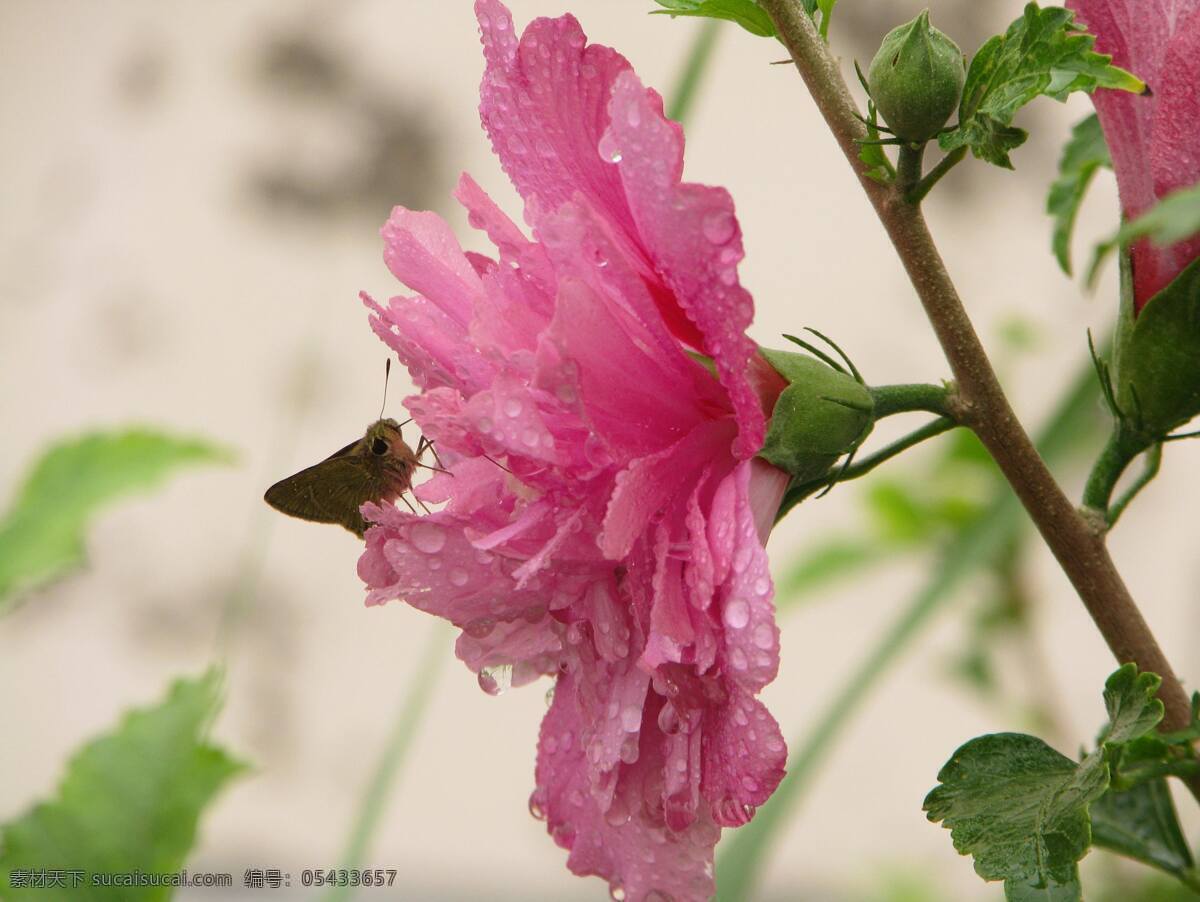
[1068,0,1200,309]
[357,2,790,898]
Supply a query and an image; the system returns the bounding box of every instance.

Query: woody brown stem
[759,0,1196,758]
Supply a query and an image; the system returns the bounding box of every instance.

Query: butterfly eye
[371,438,389,455]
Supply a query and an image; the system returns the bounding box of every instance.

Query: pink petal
[604,70,766,458]
[381,207,483,328]
[601,418,735,561]
[710,461,780,693]
[701,689,787,826]
[534,670,719,902]
[548,278,713,461]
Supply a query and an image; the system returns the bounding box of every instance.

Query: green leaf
[1098,664,1164,748]
[925,665,1169,899]
[650,0,776,38]
[939,3,1143,169]
[1090,779,1195,878]
[773,538,889,612]
[0,429,233,610]
[1047,114,1111,274]
[1091,182,1200,280]
[1111,254,1200,434]
[923,733,1099,898]
[0,672,246,901]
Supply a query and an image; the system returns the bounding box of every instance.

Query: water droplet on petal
[521,429,539,447]
[464,617,495,638]
[503,398,523,418]
[528,791,546,820]
[478,663,513,696]
[598,132,623,163]
[620,705,641,732]
[625,102,641,127]
[411,522,446,554]
[449,568,469,587]
[545,684,556,707]
[753,577,770,596]
[753,623,773,650]
[702,211,736,245]
[719,267,738,287]
[619,735,639,764]
[477,417,493,434]
[609,882,627,901]
[723,599,750,629]
[730,648,748,671]
[657,701,681,735]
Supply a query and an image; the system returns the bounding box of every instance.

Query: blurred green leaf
[1047,114,1110,274]
[940,3,1143,168]
[650,0,776,38]
[1090,779,1196,881]
[0,429,233,610]
[1090,183,1200,283]
[774,538,888,611]
[0,671,245,901]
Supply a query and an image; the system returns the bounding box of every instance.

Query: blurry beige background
[1,1,1197,899]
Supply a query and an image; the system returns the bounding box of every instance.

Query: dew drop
[609,883,627,901]
[620,705,641,732]
[753,576,770,596]
[723,599,750,629]
[598,133,623,163]
[619,735,639,764]
[409,522,445,553]
[449,568,469,587]
[625,102,641,127]
[719,267,738,287]
[521,428,540,447]
[503,398,523,418]
[477,663,513,696]
[657,702,681,736]
[730,648,748,671]
[766,737,784,753]
[753,623,773,650]
[545,684,556,707]
[477,417,493,434]
[464,617,495,639]
[508,135,528,155]
[742,776,759,793]
[528,791,547,820]
[702,211,736,245]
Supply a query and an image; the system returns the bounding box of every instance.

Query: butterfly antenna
[378,359,392,420]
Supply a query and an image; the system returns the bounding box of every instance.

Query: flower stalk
[759,0,1197,747]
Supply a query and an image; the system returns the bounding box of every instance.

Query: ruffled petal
[534,670,719,902]
[604,70,765,458]
[701,689,787,826]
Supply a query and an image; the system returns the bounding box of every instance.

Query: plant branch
[760,0,1196,740]
[869,382,953,418]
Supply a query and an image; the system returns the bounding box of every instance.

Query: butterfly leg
[415,435,452,474]
[398,493,418,514]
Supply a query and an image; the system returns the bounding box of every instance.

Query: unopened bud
[867,10,965,143]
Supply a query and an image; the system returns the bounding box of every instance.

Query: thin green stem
[717,360,1104,901]
[776,417,956,520]
[666,20,721,124]
[1108,443,1162,527]
[869,382,953,418]
[325,627,447,902]
[908,146,967,204]
[1082,421,1156,523]
[896,143,925,194]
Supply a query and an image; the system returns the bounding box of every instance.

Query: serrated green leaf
[0,671,246,901]
[1047,114,1111,274]
[926,665,1170,899]
[939,2,1143,169]
[1005,873,1083,901]
[1099,663,1164,748]
[650,0,776,38]
[924,733,1102,895]
[0,429,233,610]
[1090,779,1195,878]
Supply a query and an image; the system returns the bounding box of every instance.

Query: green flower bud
[757,349,874,483]
[867,10,965,144]
[1112,253,1200,436]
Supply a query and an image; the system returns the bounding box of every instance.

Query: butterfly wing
[263,456,387,537]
